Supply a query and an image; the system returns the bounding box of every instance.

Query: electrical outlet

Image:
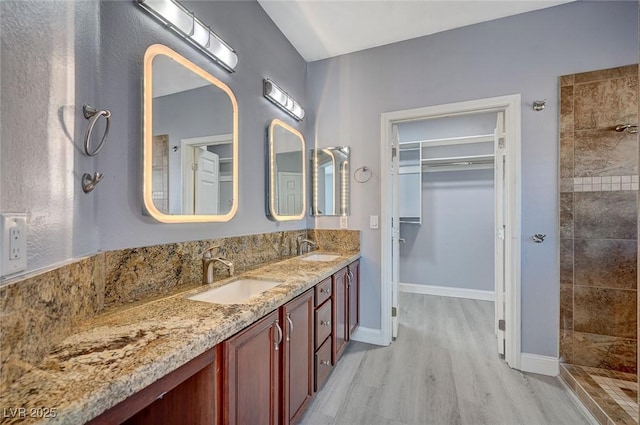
[1,213,27,277]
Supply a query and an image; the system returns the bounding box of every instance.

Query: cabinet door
[281,289,314,425]
[332,267,348,363]
[223,310,280,425]
[347,260,360,338]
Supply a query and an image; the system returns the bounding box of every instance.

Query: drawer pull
[320,360,330,366]
[320,320,330,327]
[320,288,330,294]
[274,320,283,351]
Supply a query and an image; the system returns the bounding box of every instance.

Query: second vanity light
[263,79,305,121]
[137,0,238,72]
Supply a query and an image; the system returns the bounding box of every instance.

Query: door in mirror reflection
[143,44,238,223]
[311,147,350,216]
[267,119,306,221]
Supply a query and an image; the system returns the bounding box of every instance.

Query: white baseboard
[520,353,559,377]
[350,326,389,346]
[400,282,495,302]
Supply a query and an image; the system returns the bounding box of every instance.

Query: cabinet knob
[321,320,330,327]
[320,360,330,366]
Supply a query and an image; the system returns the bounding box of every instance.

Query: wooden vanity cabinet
[222,289,314,425]
[281,289,315,425]
[332,260,361,364]
[223,310,280,425]
[332,267,349,362]
[347,260,360,337]
[87,346,219,425]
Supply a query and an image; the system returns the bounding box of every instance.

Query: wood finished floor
[300,293,592,425]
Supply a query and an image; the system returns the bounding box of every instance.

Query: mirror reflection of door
[194,148,219,214]
[277,171,303,215]
[181,135,231,215]
[152,135,169,214]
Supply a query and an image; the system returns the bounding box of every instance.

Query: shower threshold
[560,363,637,425]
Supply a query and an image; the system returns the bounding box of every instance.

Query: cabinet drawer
[314,277,332,307]
[314,300,332,349]
[314,337,333,392]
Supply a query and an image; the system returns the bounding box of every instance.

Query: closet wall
[398,113,497,294]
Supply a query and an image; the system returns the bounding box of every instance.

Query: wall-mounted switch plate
[340,216,348,229]
[370,215,379,230]
[1,213,27,277]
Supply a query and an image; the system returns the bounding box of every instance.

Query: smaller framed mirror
[266,119,306,221]
[311,147,350,216]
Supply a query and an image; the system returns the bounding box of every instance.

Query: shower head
[615,124,638,134]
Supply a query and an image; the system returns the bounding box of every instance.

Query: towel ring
[354,166,372,183]
[83,104,111,157]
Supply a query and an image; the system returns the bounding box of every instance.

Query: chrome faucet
[202,246,234,285]
[297,236,317,255]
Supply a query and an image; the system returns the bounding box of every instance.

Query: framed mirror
[143,44,238,223]
[311,147,350,216]
[266,119,306,221]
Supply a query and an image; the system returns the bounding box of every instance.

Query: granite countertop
[0,251,360,425]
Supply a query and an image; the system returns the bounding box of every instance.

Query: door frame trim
[379,94,522,369]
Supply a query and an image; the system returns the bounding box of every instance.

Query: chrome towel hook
[83,104,111,156]
[82,172,104,193]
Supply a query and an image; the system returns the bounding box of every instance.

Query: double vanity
[1,248,360,425]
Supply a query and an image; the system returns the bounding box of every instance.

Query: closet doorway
[380,95,522,369]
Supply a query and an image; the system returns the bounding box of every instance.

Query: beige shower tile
[574,287,637,339]
[560,131,575,178]
[574,239,637,290]
[560,238,573,286]
[573,332,637,374]
[574,64,638,84]
[575,129,639,177]
[560,193,574,239]
[560,84,575,134]
[574,192,638,240]
[574,76,638,130]
[561,74,575,87]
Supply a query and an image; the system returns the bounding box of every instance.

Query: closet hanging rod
[400,133,497,148]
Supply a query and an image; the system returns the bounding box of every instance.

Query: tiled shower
[558,64,639,425]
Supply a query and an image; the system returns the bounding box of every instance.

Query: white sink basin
[301,253,340,262]
[187,279,282,304]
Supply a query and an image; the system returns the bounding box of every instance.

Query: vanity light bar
[263,79,305,121]
[136,0,238,72]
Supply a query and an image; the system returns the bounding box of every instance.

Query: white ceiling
[257,0,574,62]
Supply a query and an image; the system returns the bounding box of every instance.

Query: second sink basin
[301,253,340,262]
[187,279,282,304]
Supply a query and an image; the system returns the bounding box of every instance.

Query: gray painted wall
[0,1,100,274]
[400,170,495,291]
[95,0,307,250]
[307,1,638,356]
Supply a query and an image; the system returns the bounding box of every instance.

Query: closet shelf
[421,154,494,172]
[401,133,495,148]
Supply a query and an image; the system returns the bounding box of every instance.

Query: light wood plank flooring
[300,293,592,425]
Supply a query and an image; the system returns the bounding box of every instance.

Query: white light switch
[1,213,27,277]
[340,216,348,229]
[370,215,379,229]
